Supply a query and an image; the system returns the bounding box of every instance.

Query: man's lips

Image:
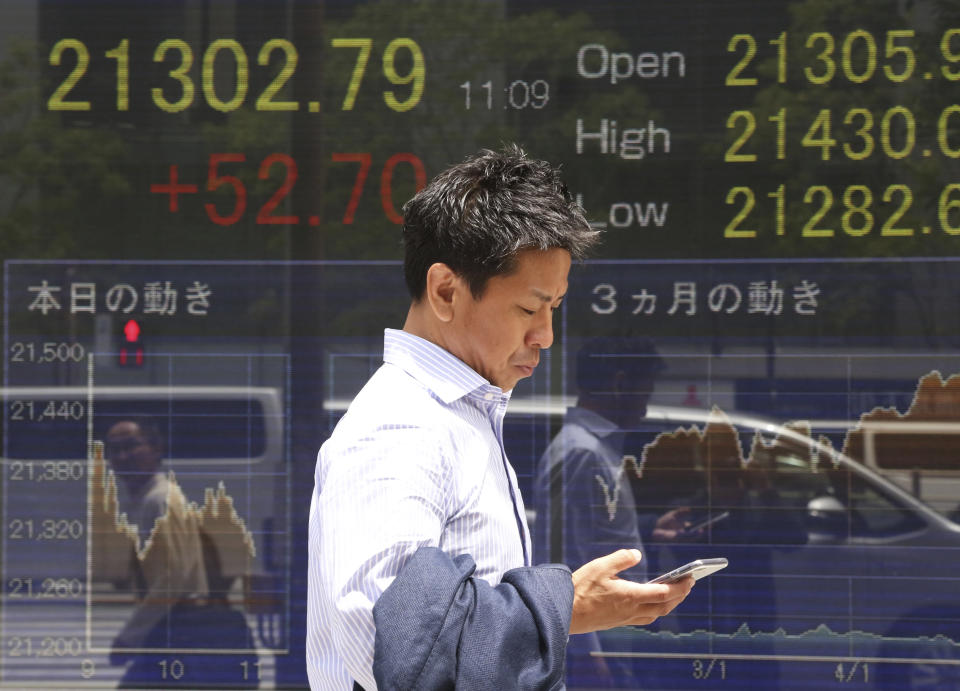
[515,362,538,376]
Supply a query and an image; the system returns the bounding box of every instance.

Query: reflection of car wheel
[905,637,960,691]
[879,605,960,691]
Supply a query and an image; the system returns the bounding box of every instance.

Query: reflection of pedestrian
[104,417,257,688]
[533,336,688,686]
[533,336,669,573]
[105,419,209,655]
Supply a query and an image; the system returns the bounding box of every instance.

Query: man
[532,337,691,686]
[533,336,690,575]
[307,146,694,690]
[103,418,257,688]
[103,419,210,654]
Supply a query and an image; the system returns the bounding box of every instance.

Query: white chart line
[592,652,960,665]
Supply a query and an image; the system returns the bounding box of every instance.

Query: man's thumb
[605,548,643,573]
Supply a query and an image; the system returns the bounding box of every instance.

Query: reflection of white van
[510,399,960,689]
[2,386,283,466]
[1,386,286,579]
[845,419,960,520]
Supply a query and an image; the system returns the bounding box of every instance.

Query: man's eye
[520,307,536,315]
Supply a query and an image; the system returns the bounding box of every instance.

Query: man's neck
[403,301,448,353]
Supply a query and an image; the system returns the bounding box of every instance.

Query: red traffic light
[123,319,141,343]
[119,320,145,367]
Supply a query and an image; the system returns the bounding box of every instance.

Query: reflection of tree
[1,34,296,265]
[713,0,960,346]
[0,40,131,260]
[316,0,649,259]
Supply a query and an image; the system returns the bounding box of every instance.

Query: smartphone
[683,510,730,534]
[647,557,728,584]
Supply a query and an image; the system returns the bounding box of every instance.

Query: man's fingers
[623,577,695,626]
[601,548,643,574]
[571,553,694,634]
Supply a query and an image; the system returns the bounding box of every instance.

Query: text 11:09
[460,80,549,110]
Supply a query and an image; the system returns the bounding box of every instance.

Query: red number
[380,153,426,224]
[204,153,247,226]
[331,153,372,224]
[257,153,299,224]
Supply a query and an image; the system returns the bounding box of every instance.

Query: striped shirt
[307,329,532,690]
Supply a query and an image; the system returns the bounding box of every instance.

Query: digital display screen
[2,1,959,689]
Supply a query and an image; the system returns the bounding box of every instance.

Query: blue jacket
[372,547,574,690]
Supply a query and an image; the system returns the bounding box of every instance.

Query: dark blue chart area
[4,258,960,690]
[6,0,960,686]
[536,259,960,690]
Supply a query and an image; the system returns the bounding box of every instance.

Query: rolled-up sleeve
[372,546,573,690]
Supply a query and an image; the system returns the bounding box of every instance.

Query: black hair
[105,416,166,455]
[402,144,599,299]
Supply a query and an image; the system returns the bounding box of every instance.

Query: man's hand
[652,506,693,541]
[569,549,694,634]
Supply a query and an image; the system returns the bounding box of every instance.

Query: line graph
[89,440,257,562]
[87,440,266,654]
[576,368,960,674]
[81,350,289,656]
[596,622,960,664]
[2,260,299,688]
[597,370,960,518]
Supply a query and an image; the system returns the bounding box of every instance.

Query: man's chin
[514,364,535,379]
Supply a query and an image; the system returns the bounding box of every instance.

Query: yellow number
[769,184,785,235]
[48,39,91,111]
[841,29,876,83]
[769,108,786,160]
[881,184,913,236]
[880,106,915,159]
[725,111,757,162]
[942,29,960,81]
[726,34,758,86]
[802,186,834,237]
[805,32,836,84]
[152,39,194,113]
[938,105,960,158]
[105,39,129,111]
[257,39,299,111]
[724,187,757,238]
[843,108,874,160]
[203,39,248,112]
[883,30,915,82]
[383,38,425,112]
[332,38,372,110]
[770,32,787,84]
[940,184,960,234]
[802,110,836,160]
[842,185,873,236]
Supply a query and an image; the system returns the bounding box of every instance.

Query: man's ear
[424,262,463,323]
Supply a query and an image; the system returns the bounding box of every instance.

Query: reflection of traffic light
[118,319,145,367]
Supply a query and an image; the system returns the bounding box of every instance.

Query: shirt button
[483,392,495,401]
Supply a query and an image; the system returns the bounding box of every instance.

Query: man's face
[449,247,571,392]
[105,421,161,478]
[615,375,657,430]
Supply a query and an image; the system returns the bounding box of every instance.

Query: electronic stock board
[2,1,960,688]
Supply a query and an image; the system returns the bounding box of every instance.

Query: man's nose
[527,310,554,350]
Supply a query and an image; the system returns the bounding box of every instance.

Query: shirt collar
[565,405,623,442]
[383,328,511,406]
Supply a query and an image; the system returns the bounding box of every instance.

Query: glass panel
[3,1,960,689]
